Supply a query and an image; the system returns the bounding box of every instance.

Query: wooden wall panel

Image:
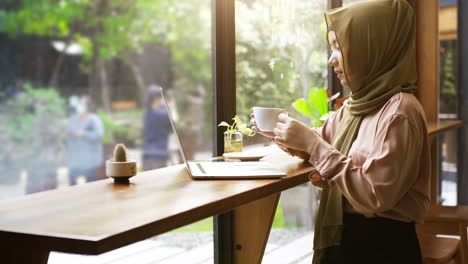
[414,0,439,204]
[415,0,439,123]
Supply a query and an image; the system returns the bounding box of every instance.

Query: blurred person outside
[142,85,171,171]
[67,95,104,185]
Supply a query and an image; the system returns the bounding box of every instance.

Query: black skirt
[315,212,422,264]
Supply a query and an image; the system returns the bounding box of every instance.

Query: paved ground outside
[48,228,314,264]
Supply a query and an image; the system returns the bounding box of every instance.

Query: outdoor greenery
[3,84,67,159]
[0,0,213,152]
[440,40,457,114]
[0,0,330,150]
[235,0,328,122]
[293,88,339,127]
[172,202,291,233]
[97,109,142,146]
[1,83,67,183]
[0,0,211,111]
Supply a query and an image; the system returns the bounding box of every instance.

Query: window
[235,0,328,262]
[236,0,329,136]
[0,0,213,195]
[438,0,459,205]
[0,0,214,262]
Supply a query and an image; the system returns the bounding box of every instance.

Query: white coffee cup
[252,107,285,132]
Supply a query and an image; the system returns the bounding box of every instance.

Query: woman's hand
[273,113,319,153]
[309,172,330,189]
[276,142,311,160]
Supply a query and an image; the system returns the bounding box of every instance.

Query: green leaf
[218,121,230,127]
[237,122,247,130]
[232,115,242,125]
[308,88,328,116]
[292,99,312,118]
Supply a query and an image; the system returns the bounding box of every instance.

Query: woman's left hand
[273,113,319,153]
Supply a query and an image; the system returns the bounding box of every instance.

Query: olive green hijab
[313,0,416,263]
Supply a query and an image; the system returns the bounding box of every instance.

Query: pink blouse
[309,92,431,223]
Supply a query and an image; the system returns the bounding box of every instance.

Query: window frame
[212,0,236,263]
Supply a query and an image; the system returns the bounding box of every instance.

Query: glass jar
[224,131,243,153]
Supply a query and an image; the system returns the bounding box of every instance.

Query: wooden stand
[233,193,281,264]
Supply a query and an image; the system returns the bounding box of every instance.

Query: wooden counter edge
[0,164,315,255]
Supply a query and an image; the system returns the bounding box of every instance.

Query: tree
[0,0,87,88]
[1,0,212,112]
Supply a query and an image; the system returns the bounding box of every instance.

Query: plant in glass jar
[218,115,255,153]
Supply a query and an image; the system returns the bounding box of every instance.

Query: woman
[67,96,104,185]
[251,0,429,263]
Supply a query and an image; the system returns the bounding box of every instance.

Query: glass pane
[0,0,214,262]
[0,0,213,195]
[438,0,458,205]
[235,0,328,262]
[236,0,329,141]
[439,131,458,205]
[439,2,458,117]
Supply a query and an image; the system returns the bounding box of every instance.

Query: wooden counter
[0,151,315,264]
[427,120,463,137]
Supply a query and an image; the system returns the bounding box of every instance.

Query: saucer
[222,151,266,161]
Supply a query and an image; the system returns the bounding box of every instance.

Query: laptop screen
[158,87,187,164]
[144,86,212,170]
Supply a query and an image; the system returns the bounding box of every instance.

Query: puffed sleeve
[307,114,423,214]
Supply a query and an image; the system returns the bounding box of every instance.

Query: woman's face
[328,30,349,88]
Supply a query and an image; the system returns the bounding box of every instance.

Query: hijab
[313,1,417,262]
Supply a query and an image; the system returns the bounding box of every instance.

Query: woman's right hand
[250,108,311,160]
[276,143,311,160]
[250,109,275,138]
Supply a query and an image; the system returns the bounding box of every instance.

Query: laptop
[158,88,286,179]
